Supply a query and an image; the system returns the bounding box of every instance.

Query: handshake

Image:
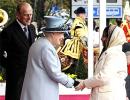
[73,79,80,87]
[73,79,86,91]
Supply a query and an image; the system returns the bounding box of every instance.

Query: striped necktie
[23,27,29,38]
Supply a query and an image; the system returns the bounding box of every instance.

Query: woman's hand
[74,79,86,91]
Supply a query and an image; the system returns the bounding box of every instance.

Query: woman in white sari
[75,25,127,100]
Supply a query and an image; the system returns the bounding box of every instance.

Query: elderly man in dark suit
[0,2,36,100]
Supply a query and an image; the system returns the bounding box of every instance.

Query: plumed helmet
[74,7,86,14]
[43,16,67,32]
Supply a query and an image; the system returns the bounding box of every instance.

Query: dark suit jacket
[0,20,36,100]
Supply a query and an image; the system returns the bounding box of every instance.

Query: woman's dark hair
[99,25,116,59]
[98,26,110,59]
[102,26,109,38]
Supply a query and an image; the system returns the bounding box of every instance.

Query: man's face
[126,15,130,22]
[79,13,86,20]
[17,4,33,26]
[127,54,130,65]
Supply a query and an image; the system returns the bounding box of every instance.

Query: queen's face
[52,32,64,48]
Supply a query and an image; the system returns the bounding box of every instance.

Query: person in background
[20,16,78,100]
[121,9,130,42]
[75,25,127,100]
[121,8,130,100]
[59,7,88,72]
[116,18,122,27]
[0,2,36,100]
[122,43,130,100]
[50,2,60,15]
[70,7,88,39]
[93,21,100,64]
[31,21,39,36]
[95,26,99,32]
[93,20,99,48]
[71,7,88,65]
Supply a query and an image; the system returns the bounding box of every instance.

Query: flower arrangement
[0,66,6,82]
[0,74,4,81]
[67,73,77,79]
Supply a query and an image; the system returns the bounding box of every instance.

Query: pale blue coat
[20,37,74,100]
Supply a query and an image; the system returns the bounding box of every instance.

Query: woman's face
[52,32,64,48]
[101,26,110,48]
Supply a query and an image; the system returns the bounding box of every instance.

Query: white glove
[64,77,74,88]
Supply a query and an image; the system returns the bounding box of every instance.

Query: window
[97,0,117,3]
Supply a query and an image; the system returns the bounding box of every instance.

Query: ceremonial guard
[121,9,130,42]
[58,7,88,75]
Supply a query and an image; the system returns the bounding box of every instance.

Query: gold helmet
[0,9,8,27]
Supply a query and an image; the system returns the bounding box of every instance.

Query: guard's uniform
[58,7,89,73]
[58,16,88,71]
[70,16,88,38]
[62,16,88,60]
[121,21,130,42]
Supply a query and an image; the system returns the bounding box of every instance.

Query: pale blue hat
[43,16,67,32]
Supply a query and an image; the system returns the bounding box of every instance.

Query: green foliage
[75,55,88,79]
[0,66,6,82]
[0,0,71,28]
[63,55,88,80]
[109,18,116,25]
